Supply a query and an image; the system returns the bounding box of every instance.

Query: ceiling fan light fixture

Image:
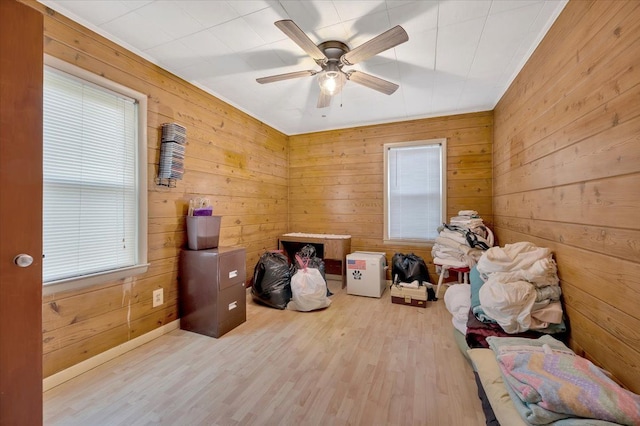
[260,20,409,108]
[318,69,346,95]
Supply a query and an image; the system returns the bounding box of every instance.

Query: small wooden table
[278,233,351,287]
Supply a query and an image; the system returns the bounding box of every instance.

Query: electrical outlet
[152,288,163,307]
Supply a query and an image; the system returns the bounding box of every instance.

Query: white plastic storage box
[346,251,387,298]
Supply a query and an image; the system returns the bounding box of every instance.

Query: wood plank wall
[288,112,494,279]
[493,0,640,393]
[25,1,289,378]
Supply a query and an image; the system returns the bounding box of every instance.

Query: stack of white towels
[431,210,494,269]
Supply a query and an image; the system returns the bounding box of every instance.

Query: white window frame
[383,138,447,245]
[43,55,148,293]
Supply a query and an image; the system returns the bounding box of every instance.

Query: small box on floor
[390,285,427,308]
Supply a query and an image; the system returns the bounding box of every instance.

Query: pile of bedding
[431,210,494,269]
[443,241,567,348]
[476,242,565,334]
[480,335,640,426]
[444,242,640,425]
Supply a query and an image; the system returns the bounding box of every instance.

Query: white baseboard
[43,319,180,392]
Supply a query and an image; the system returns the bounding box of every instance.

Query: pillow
[444,282,471,322]
[467,348,528,426]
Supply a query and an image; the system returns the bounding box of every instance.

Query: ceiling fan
[256,20,409,108]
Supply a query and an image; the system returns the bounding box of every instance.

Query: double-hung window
[384,139,447,243]
[43,57,148,291]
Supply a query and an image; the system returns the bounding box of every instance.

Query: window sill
[43,263,150,296]
[383,239,435,247]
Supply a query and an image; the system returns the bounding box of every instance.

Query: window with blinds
[384,139,446,243]
[43,58,148,289]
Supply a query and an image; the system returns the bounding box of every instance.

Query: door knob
[13,254,34,268]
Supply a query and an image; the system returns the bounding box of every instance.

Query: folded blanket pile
[487,336,640,425]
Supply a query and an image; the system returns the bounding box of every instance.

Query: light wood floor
[44,281,486,425]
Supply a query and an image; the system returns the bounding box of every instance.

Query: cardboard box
[390,285,427,308]
[186,216,221,250]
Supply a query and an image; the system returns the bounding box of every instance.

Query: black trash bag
[294,244,332,296]
[392,253,431,285]
[392,253,437,301]
[251,251,293,310]
[427,287,437,302]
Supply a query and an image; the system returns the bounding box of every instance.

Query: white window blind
[43,65,143,285]
[385,140,446,242]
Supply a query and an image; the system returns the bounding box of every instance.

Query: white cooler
[346,251,387,298]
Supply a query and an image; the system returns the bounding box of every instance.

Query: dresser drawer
[216,284,246,337]
[218,248,246,290]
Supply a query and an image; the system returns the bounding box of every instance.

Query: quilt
[496,349,640,425]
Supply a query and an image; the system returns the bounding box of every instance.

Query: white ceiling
[39,0,567,135]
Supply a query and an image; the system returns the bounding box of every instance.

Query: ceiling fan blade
[275,20,328,63]
[317,90,332,108]
[256,70,316,84]
[347,71,399,95]
[341,26,408,66]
